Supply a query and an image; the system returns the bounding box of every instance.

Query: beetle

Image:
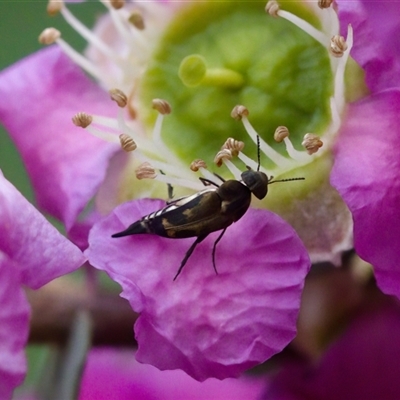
[112,140,304,280]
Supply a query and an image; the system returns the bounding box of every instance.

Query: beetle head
[241,169,269,199]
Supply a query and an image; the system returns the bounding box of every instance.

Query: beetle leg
[211,228,227,275]
[199,177,220,188]
[166,182,174,202]
[159,169,175,202]
[173,235,207,281]
[213,172,226,183]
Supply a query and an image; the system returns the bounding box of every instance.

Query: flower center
[41,0,357,207]
[135,0,338,167]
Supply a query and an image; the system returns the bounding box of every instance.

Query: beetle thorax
[241,170,269,200]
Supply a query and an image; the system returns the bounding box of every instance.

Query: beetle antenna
[268,177,305,184]
[256,135,261,172]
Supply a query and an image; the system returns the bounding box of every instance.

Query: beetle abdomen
[111,220,149,237]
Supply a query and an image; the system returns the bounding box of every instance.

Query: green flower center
[137,1,333,168]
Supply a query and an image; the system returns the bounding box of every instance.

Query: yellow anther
[318,0,333,9]
[109,89,128,108]
[72,112,93,128]
[330,35,348,58]
[230,105,249,121]
[221,138,245,157]
[38,28,61,45]
[152,99,172,115]
[190,159,208,172]
[214,149,233,167]
[265,0,280,17]
[302,133,323,155]
[47,0,63,16]
[128,10,145,30]
[119,134,137,152]
[110,0,125,10]
[274,126,290,143]
[136,162,157,180]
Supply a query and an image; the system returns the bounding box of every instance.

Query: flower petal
[0,252,30,399]
[86,198,310,381]
[337,0,400,92]
[79,348,266,400]
[331,90,400,298]
[0,171,85,289]
[264,296,400,400]
[0,46,119,230]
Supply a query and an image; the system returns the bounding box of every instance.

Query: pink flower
[330,0,400,298]
[0,172,85,397]
[0,48,118,232]
[264,295,400,400]
[79,348,266,400]
[86,198,309,380]
[1,0,400,384]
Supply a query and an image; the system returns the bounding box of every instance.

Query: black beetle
[112,139,304,280]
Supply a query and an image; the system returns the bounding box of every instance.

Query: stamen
[274,126,289,143]
[265,0,279,17]
[214,149,242,180]
[230,105,249,120]
[190,159,222,184]
[222,159,242,181]
[152,99,172,150]
[109,89,128,108]
[136,162,157,180]
[72,112,93,128]
[38,28,108,84]
[327,97,341,138]
[220,137,262,172]
[242,152,267,173]
[47,0,62,16]
[99,0,133,44]
[330,35,348,58]
[179,54,244,89]
[231,105,289,168]
[152,99,172,115]
[318,0,333,9]
[135,162,203,191]
[110,0,125,11]
[265,1,329,47]
[221,138,245,157]
[214,149,233,167]
[190,159,207,172]
[301,133,324,155]
[273,127,310,163]
[136,156,194,181]
[119,134,137,152]
[60,4,118,60]
[72,112,120,144]
[150,99,186,169]
[128,10,145,30]
[38,27,61,45]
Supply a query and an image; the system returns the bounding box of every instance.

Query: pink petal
[0,172,85,289]
[331,90,400,298]
[86,198,310,381]
[79,348,266,400]
[265,297,400,400]
[337,0,400,92]
[0,252,30,399]
[0,46,119,230]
